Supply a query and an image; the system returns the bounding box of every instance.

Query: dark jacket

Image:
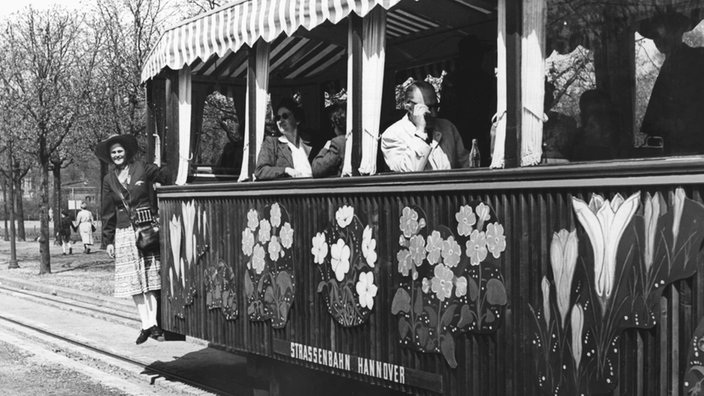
[254,135,312,180]
[101,160,169,245]
[312,135,346,178]
[58,215,75,239]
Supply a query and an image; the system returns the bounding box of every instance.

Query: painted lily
[550,229,578,328]
[182,201,197,264]
[671,187,686,251]
[572,192,640,313]
[169,214,182,279]
[571,303,584,371]
[643,192,664,273]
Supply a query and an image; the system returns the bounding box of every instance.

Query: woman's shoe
[136,328,151,345]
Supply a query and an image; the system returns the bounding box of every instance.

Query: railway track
[0,284,245,396]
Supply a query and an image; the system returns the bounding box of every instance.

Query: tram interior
[190,0,704,181]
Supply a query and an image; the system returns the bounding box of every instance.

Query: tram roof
[141,0,498,83]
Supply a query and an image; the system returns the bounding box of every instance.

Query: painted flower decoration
[422,277,431,294]
[311,232,329,264]
[455,205,476,236]
[251,244,266,274]
[485,222,507,259]
[400,207,425,238]
[356,271,378,310]
[247,209,259,231]
[465,229,488,266]
[397,249,412,276]
[361,226,377,268]
[431,264,454,301]
[409,235,427,267]
[475,202,491,225]
[258,219,272,244]
[572,192,640,311]
[455,276,467,298]
[280,222,294,249]
[268,235,283,261]
[270,203,282,228]
[242,229,255,256]
[336,205,354,229]
[550,229,578,328]
[425,231,443,265]
[441,236,462,267]
[330,239,351,281]
[671,187,685,249]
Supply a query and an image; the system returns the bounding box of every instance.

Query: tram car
[141,0,704,394]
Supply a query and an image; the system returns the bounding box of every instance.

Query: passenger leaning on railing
[95,134,170,345]
[254,98,313,180]
[381,81,469,172]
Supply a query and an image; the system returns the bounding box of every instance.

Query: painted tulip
[550,229,578,328]
[671,187,686,250]
[643,192,664,273]
[571,303,584,371]
[572,192,640,313]
[541,276,551,329]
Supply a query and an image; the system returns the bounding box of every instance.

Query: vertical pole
[349,14,364,176]
[165,71,180,183]
[247,46,258,176]
[146,79,155,164]
[504,0,522,168]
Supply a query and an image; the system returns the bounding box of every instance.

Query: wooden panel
[157,181,704,395]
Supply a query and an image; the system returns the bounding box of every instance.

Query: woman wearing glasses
[255,98,313,180]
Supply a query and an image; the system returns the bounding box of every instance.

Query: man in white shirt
[381,81,469,172]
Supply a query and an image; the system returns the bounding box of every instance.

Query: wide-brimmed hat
[639,11,695,40]
[95,134,139,164]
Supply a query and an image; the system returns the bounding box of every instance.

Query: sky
[0,0,86,17]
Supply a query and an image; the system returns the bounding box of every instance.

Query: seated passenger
[312,103,346,178]
[217,128,243,174]
[254,98,313,180]
[639,11,704,155]
[381,81,469,172]
[542,82,578,163]
[572,89,620,162]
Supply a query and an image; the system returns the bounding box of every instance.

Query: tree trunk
[38,137,51,274]
[7,147,18,268]
[2,177,8,242]
[14,177,25,241]
[52,164,62,246]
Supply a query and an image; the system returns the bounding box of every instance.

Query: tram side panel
[158,184,704,396]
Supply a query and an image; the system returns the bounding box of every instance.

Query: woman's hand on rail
[285,167,302,178]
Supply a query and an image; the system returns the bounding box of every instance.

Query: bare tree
[0,6,101,274]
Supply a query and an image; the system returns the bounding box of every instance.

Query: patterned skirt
[114,227,161,298]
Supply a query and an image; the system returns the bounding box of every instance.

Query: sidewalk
[0,240,266,395]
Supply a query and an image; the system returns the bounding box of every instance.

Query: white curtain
[490,0,507,169]
[358,7,386,175]
[521,0,546,166]
[175,68,192,185]
[342,20,355,177]
[343,7,387,176]
[239,41,270,182]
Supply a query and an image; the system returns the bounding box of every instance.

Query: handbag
[117,191,160,253]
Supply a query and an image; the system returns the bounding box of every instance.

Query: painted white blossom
[361,226,377,267]
[335,205,354,228]
[270,203,282,228]
[356,271,378,310]
[311,232,328,265]
[550,229,578,328]
[330,239,351,281]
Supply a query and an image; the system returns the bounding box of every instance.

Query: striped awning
[141,0,402,82]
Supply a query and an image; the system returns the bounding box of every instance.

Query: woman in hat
[75,201,95,254]
[254,98,313,180]
[96,133,170,345]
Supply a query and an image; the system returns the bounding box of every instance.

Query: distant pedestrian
[58,210,76,255]
[95,134,170,345]
[75,201,95,254]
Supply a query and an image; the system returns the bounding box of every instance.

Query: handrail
[157,156,704,198]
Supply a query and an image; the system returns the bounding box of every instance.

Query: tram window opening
[541,2,704,164]
[194,90,243,176]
